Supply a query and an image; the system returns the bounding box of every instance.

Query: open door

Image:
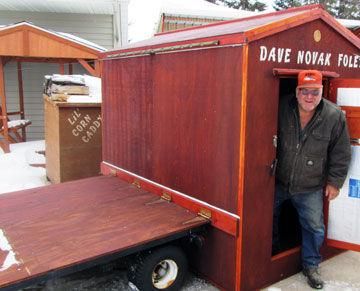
[327,78,360,252]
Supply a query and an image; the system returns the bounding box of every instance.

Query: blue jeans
[273,184,325,268]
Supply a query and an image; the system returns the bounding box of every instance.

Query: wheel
[128,245,188,291]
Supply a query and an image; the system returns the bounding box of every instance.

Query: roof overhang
[0,21,106,59]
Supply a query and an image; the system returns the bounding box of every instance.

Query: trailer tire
[128,245,188,291]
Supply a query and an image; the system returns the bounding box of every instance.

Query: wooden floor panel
[0,176,206,288]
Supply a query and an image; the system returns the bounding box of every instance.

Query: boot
[302,266,324,289]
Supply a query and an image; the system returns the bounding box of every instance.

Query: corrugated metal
[159,15,226,33]
[0,10,111,141]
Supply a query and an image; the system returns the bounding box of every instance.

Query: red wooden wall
[242,19,360,290]
[102,47,243,290]
[101,15,359,290]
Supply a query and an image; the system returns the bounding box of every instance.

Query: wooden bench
[0,106,31,152]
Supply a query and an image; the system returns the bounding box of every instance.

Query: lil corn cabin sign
[100,5,360,291]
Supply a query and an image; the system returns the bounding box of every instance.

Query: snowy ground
[0,141,218,291]
[0,140,48,195]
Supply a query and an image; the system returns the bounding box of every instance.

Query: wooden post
[78,59,100,77]
[0,57,10,152]
[17,61,26,141]
[59,62,65,74]
[95,60,101,77]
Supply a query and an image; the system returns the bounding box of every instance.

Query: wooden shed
[0,21,105,152]
[100,5,360,291]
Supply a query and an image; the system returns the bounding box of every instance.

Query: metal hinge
[161,192,172,202]
[132,179,141,189]
[183,208,212,225]
[198,208,212,220]
[273,135,278,148]
[145,192,172,206]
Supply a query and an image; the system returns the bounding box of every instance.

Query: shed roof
[106,4,360,58]
[0,21,106,59]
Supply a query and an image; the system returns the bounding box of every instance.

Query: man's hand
[325,184,340,201]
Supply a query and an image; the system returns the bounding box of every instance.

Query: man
[274,70,351,289]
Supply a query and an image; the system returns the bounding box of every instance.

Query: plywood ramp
[0,176,207,289]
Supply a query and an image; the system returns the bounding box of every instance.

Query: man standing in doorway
[274,70,351,289]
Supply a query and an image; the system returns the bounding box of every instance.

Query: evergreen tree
[209,0,359,19]
[272,0,360,19]
[337,0,360,19]
[211,0,267,12]
[273,0,301,11]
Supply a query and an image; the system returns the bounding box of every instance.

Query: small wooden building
[0,21,105,152]
[101,5,360,291]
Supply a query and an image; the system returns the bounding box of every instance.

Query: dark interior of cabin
[273,77,302,256]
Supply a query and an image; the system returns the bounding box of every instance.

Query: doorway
[272,77,302,256]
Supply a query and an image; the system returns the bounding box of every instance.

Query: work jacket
[276,96,351,194]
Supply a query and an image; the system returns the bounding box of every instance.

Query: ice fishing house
[100,4,360,290]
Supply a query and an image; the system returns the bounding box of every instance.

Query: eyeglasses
[300,88,321,96]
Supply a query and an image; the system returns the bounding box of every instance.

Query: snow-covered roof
[128,0,359,43]
[0,21,106,52]
[160,0,257,19]
[128,0,258,43]
[57,32,107,52]
[337,18,360,29]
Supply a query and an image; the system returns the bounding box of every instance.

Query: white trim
[102,161,240,220]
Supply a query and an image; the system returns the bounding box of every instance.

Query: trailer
[1,4,360,291]
[0,176,213,290]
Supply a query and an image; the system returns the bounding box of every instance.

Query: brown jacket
[276,96,351,194]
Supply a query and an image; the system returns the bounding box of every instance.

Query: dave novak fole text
[259,45,360,68]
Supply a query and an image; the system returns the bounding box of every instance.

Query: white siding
[0,11,113,141]
[0,11,114,49]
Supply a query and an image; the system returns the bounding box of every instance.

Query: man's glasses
[300,88,321,96]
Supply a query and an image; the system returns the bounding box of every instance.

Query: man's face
[296,87,322,113]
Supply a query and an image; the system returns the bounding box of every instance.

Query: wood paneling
[103,47,242,213]
[102,46,243,290]
[0,31,24,56]
[101,162,239,237]
[0,175,207,289]
[0,27,100,59]
[44,97,102,183]
[102,8,360,291]
[240,19,360,290]
[28,31,99,59]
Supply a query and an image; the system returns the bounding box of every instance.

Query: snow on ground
[0,140,48,195]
